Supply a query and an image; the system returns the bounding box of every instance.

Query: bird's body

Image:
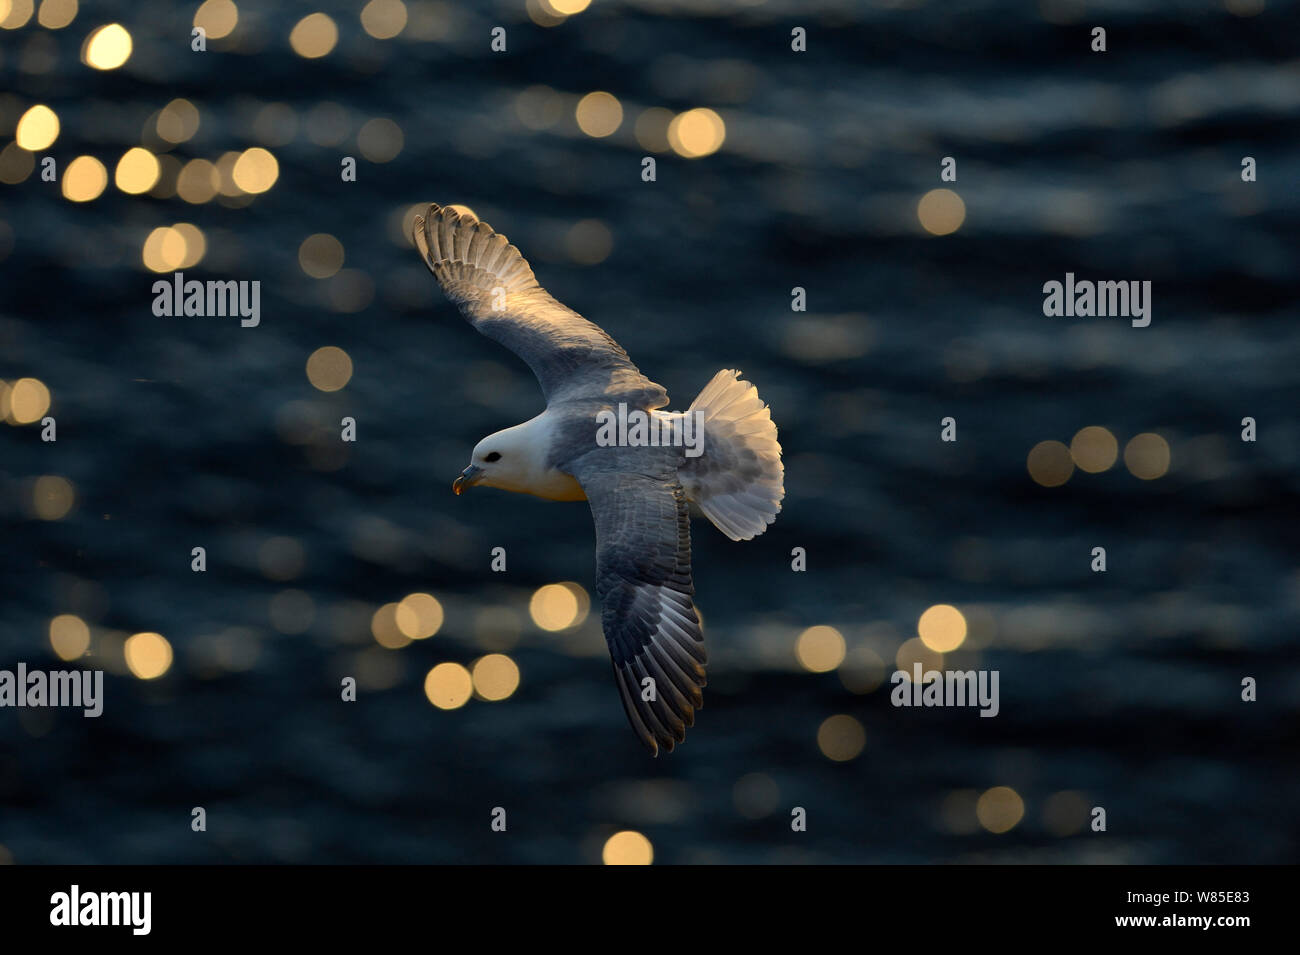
[414,203,784,754]
[477,407,715,503]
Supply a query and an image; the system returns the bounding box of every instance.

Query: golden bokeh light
[396,592,443,640]
[394,202,427,246]
[940,789,981,834]
[514,85,563,130]
[0,143,36,184]
[327,270,374,313]
[564,219,612,266]
[290,12,338,58]
[49,614,90,660]
[838,646,886,694]
[575,91,623,138]
[156,99,200,144]
[529,582,589,631]
[82,23,132,70]
[150,157,180,195]
[7,377,50,424]
[634,107,673,152]
[471,653,520,701]
[38,0,77,30]
[32,475,75,520]
[527,0,567,27]
[305,101,351,146]
[177,158,219,204]
[231,147,278,193]
[976,786,1025,833]
[124,631,173,680]
[214,151,242,197]
[895,636,943,679]
[253,103,297,146]
[305,346,353,392]
[360,0,406,39]
[424,662,473,710]
[1043,790,1091,836]
[358,118,403,163]
[918,604,967,653]
[114,147,160,194]
[193,0,237,39]
[1,0,34,29]
[668,108,726,158]
[15,104,59,151]
[142,226,184,273]
[817,714,866,761]
[350,647,402,691]
[794,625,846,672]
[299,233,345,278]
[171,223,206,266]
[371,602,410,649]
[1027,439,1074,487]
[61,155,106,201]
[918,188,966,236]
[142,224,205,272]
[91,631,128,677]
[1124,432,1170,480]
[1224,0,1265,16]
[602,830,653,865]
[1070,425,1119,473]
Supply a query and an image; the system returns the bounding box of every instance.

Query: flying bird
[413,202,784,754]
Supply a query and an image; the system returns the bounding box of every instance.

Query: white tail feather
[679,370,784,541]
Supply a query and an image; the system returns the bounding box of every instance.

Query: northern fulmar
[414,202,784,755]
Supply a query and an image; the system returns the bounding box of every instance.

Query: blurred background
[1,0,1298,864]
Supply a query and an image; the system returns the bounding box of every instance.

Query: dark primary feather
[575,467,708,755]
[413,202,668,410]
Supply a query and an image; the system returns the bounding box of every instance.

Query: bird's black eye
[484,451,502,463]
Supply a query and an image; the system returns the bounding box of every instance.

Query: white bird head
[454,434,513,495]
[453,417,587,502]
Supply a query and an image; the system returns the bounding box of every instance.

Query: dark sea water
[1,0,1298,864]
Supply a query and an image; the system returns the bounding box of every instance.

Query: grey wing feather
[413,202,668,409]
[575,467,707,756]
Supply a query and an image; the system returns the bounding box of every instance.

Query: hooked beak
[452,464,483,495]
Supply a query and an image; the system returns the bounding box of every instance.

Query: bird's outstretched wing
[574,467,708,756]
[413,202,668,409]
